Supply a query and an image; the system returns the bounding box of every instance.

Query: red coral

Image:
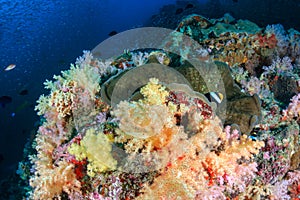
[166,91,189,106]
[202,158,216,186]
[193,98,213,119]
[289,182,300,200]
[256,33,278,49]
[166,91,213,120]
[69,158,87,180]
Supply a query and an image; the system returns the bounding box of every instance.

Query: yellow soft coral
[113,78,176,138]
[68,128,117,177]
[112,78,180,154]
[140,77,169,105]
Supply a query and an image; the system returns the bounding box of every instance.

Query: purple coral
[96,112,107,124]
[262,56,294,76]
[256,137,290,185]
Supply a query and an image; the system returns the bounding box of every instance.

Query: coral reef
[18,14,300,200]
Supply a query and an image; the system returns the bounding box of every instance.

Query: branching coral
[35,50,102,119]
[62,63,100,101]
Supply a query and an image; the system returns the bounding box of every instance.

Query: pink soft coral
[282,93,300,121]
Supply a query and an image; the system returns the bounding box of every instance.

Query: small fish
[248,135,257,141]
[175,8,183,15]
[108,30,118,37]
[12,101,30,116]
[185,3,194,9]
[19,89,28,95]
[4,64,16,71]
[205,92,224,104]
[0,95,12,108]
